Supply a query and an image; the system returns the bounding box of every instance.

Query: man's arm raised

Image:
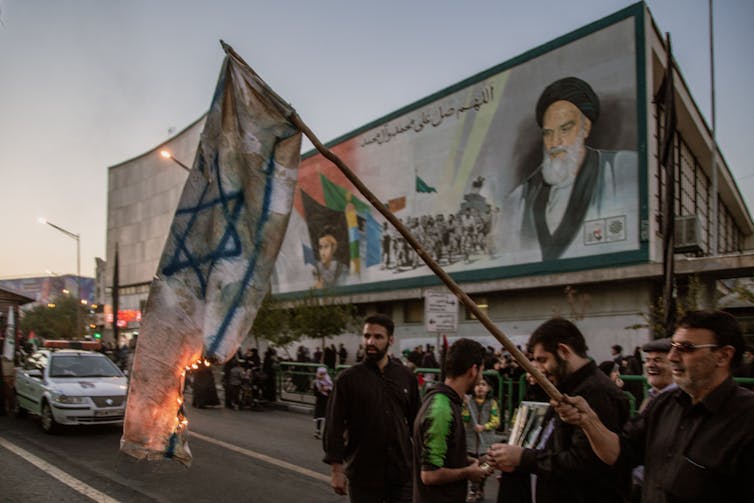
[551,394,621,465]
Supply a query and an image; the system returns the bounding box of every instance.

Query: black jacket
[620,377,754,502]
[500,361,630,503]
[322,359,419,489]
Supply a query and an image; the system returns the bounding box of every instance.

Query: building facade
[105,4,754,361]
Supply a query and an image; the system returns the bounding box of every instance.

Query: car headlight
[52,393,86,404]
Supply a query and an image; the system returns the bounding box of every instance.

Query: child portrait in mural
[501,76,638,262]
[313,226,348,289]
[297,187,353,289]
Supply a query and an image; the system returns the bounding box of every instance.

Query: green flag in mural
[416,176,437,193]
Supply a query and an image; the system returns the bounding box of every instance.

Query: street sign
[425,292,458,332]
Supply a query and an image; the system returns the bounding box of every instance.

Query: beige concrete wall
[106,118,204,292]
[106,116,205,312]
[386,280,653,364]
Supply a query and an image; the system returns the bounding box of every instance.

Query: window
[654,101,744,254]
[403,300,424,323]
[465,296,488,321]
[353,304,368,319]
[375,302,391,316]
[50,355,123,378]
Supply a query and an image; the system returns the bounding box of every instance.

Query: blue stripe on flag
[207,149,276,357]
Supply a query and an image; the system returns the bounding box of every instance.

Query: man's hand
[551,394,595,427]
[474,424,485,433]
[487,444,523,471]
[330,463,347,495]
[552,394,622,466]
[465,459,488,483]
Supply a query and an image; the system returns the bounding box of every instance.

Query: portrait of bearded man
[502,76,638,262]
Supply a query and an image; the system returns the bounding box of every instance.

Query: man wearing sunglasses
[554,310,754,502]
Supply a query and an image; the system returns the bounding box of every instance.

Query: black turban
[535,76,600,127]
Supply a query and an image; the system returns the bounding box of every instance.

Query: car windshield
[49,355,124,378]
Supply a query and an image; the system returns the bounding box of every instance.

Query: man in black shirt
[555,310,754,502]
[487,318,630,502]
[323,314,420,502]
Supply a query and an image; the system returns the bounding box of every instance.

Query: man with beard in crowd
[502,76,638,262]
[554,310,754,503]
[487,318,630,502]
[323,314,420,502]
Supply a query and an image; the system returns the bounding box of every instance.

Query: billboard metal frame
[275,2,648,300]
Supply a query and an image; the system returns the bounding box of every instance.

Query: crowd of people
[98,339,136,374]
[184,347,279,411]
[295,343,349,368]
[318,310,754,503]
[5,302,750,502]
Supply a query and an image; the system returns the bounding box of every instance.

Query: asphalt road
[0,402,500,502]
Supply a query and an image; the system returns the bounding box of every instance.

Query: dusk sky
[1,0,752,279]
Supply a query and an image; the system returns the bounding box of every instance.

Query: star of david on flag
[122,42,302,466]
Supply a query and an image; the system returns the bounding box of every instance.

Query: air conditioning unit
[674,215,703,254]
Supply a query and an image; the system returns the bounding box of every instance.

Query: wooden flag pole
[290,113,563,403]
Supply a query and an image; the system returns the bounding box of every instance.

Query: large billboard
[272,8,645,296]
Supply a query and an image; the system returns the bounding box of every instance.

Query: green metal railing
[734,377,754,386]
[619,374,647,416]
[277,361,335,406]
[273,362,754,421]
[283,362,523,424]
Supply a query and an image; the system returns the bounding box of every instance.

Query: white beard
[541,133,585,187]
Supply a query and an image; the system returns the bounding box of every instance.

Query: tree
[20,295,89,340]
[289,290,358,363]
[249,289,359,362]
[732,280,754,304]
[627,275,703,338]
[250,292,299,355]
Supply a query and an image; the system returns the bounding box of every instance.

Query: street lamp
[159,149,191,171]
[38,217,81,337]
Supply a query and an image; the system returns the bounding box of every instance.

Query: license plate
[94,409,122,417]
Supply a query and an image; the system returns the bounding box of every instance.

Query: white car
[15,348,128,433]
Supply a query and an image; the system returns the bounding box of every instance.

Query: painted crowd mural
[272,15,642,296]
